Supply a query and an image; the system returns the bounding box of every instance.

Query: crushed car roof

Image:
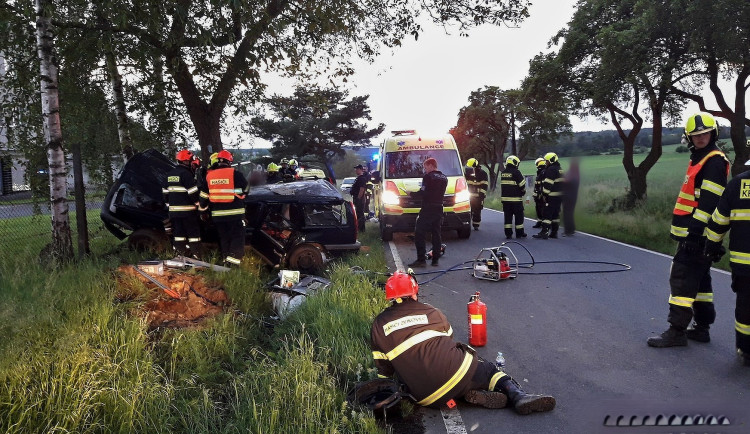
[246,179,344,203]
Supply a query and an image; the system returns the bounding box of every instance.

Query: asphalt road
[382,208,749,434]
[0,200,102,219]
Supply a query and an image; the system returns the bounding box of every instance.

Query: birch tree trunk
[36,0,73,262]
[104,49,134,161]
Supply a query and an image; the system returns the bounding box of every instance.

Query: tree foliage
[250,85,384,161]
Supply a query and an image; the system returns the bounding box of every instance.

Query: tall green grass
[0,221,387,433]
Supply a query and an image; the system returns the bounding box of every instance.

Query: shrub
[676,145,689,153]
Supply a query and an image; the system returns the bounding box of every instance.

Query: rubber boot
[408,258,427,268]
[738,349,750,367]
[463,389,508,409]
[505,229,513,239]
[532,229,549,239]
[686,322,710,343]
[497,379,555,415]
[516,230,527,238]
[532,221,542,228]
[647,326,687,347]
[549,222,559,239]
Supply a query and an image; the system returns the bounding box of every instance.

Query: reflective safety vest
[673,150,728,216]
[207,167,242,203]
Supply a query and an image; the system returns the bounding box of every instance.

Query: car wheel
[289,244,325,273]
[457,226,471,239]
[128,228,169,251]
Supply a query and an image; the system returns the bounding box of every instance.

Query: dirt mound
[117,266,229,329]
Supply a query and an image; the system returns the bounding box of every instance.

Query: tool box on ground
[266,271,331,319]
[473,246,518,281]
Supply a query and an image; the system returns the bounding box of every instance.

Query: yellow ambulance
[373,130,472,241]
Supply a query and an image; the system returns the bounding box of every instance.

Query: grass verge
[0,222,389,433]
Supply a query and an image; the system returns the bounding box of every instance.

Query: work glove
[681,233,703,256]
[704,242,726,263]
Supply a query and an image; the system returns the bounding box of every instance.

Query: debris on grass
[116,265,229,329]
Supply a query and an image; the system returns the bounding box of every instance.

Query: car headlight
[454,190,470,203]
[382,191,400,205]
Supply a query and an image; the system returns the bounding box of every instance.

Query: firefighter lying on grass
[370,271,556,414]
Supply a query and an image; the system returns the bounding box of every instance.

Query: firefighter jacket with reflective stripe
[533,167,545,201]
[370,299,478,408]
[705,169,750,275]
[411,170,448,206]
[670,145,729,241]
[162,165,199,216]
[199,166,248,221]
[467,167,489,201]
[500,165,525,203]
[541,162,564,199]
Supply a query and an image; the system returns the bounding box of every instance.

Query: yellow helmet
[466,158,479,168]
[544,152,558,164]
[685,112,718,136]
[288,159,298,166]
[535,157,546,168]
[209,152,219,166]
[267,162,279,172]
[506,155,520,167]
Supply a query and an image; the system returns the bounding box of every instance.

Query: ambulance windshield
[385,150,463,179]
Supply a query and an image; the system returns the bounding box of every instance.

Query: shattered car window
[114,183,163,212]
[304,203,348,226]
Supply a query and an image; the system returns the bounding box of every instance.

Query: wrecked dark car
[101,149,361,272]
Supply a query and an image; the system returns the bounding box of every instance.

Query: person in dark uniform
[705,161,750,366]
[533,152,564,240]
[408,158,448,268]
[162,149,202,257]
[198,150,248,267]
[500,155,527,239]
[532,157,547,228]
[562,158,580,236]
[371,271,556,413]
[465,158,489,231]
[648,112,730,347]
[350,164,369,232]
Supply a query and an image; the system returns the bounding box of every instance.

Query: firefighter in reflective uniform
[500,155,527,239]
[704,163,750,366]
[532,158,547,228]
[648,112,730,347]
[370,272,556,414]
[465,158,488,231]
[533,152,564,239]
[266,162,282,184]
[283,158,299,181]
[162,149,202,257]
[199,150,248,267]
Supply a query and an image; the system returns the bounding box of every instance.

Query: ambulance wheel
[457,227,471,239]
[289,244,324,273]
[128,228,169,251]
[380,228,393,242]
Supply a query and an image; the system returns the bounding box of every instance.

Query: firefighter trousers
[534,199,544,223]
[502,202,525,236]
[470,197,483,229]
[216,218,245,266]
[731,274,750,355]
[667,245,715,330]
[415,204,444,261]
[170,214,202,256]
[542,198,561,235]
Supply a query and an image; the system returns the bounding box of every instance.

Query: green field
[486,144,731,270]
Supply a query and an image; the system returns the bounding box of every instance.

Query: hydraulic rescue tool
[132,265,181,299]
[473,246,518,281]
[467,291,487,347]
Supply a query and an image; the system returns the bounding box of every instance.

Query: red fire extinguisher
[468,291,487,347]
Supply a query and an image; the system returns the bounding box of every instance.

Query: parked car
[101,149,360,272]
[340,177,356,194]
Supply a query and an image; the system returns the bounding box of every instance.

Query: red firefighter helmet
[217,150,233,163]
[176,149,194,162]
[385,271,418,300]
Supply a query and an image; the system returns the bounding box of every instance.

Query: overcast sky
[250,0,746,148]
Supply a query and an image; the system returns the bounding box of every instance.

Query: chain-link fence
[0,190,106,261]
